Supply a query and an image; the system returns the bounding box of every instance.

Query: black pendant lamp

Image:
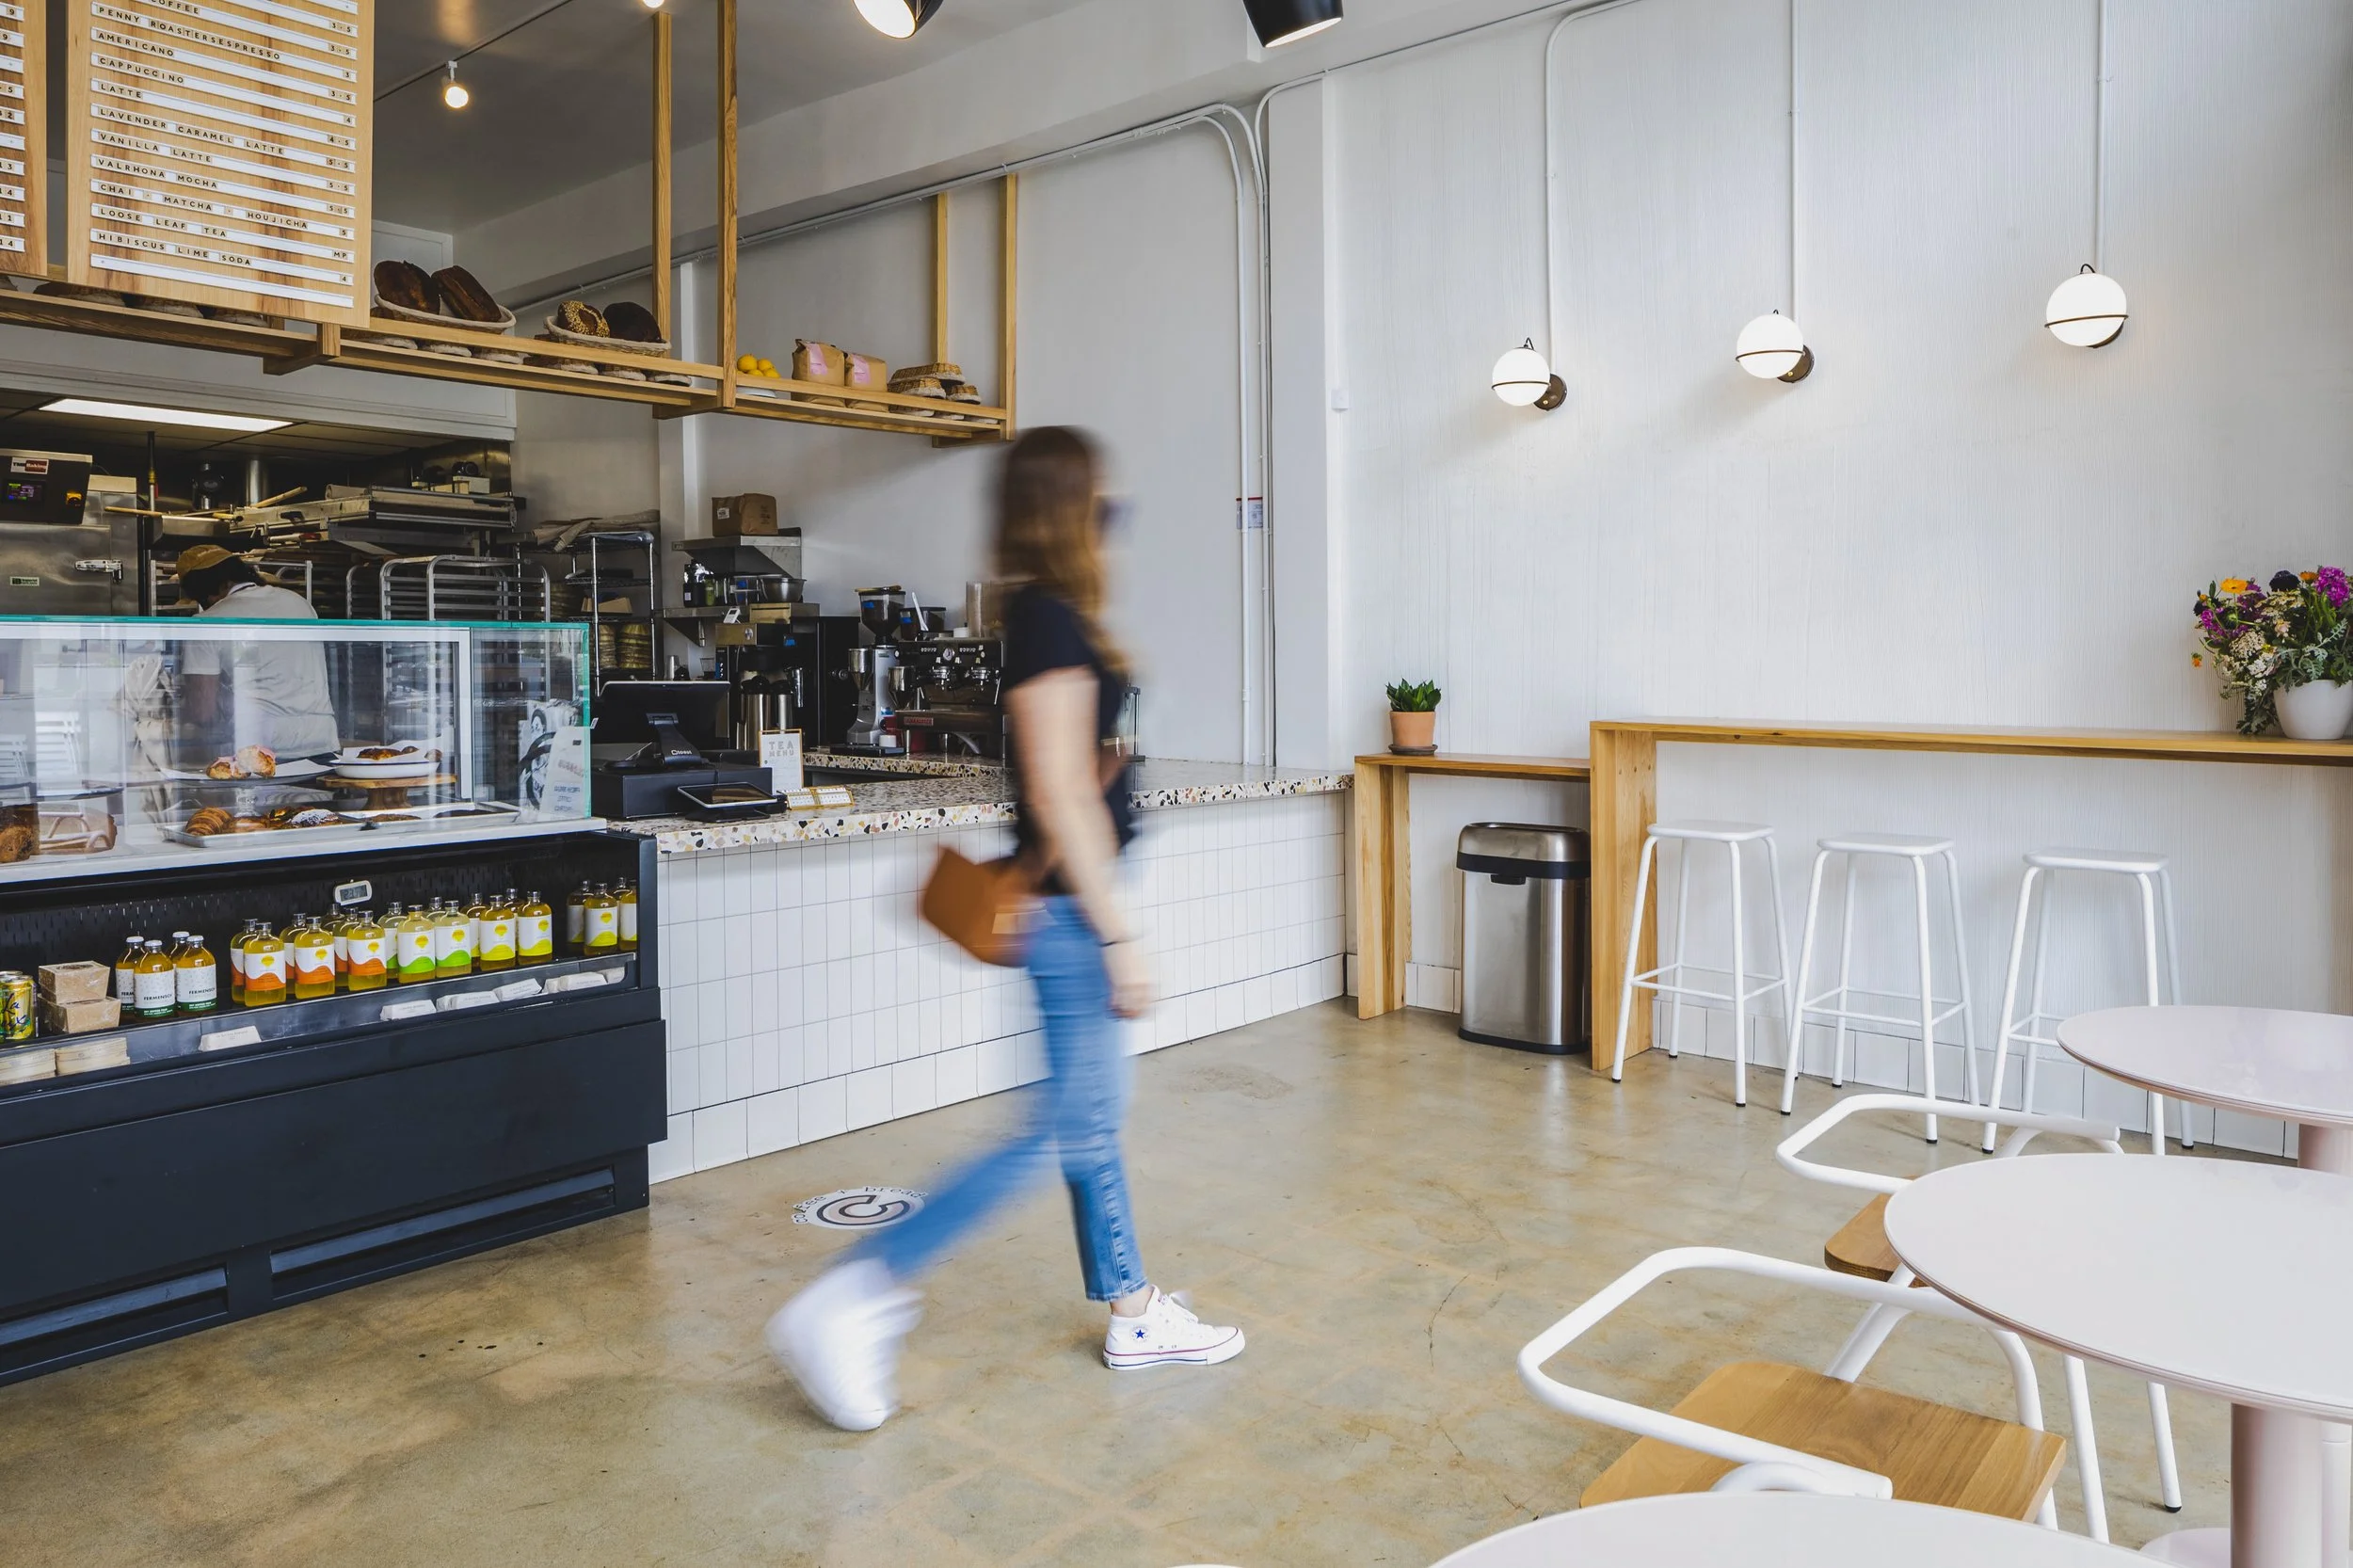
[1244,0,1342,49]
[855,0,945,39]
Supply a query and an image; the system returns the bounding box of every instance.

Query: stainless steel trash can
[1457,823,1590,1054]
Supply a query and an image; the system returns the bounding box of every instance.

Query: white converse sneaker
[765,1259,924,1431]
[1102,1287,1245,1369]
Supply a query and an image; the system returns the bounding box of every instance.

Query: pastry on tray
[433,265,503,324]
[375,259,437,312]
[602,301,663,343]
[0,823,33,862]
[183,807,233,837]
[555,300,607,337]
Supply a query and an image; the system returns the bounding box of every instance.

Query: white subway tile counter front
[619,760,1353,1180]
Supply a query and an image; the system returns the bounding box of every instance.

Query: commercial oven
[0,452,141,617]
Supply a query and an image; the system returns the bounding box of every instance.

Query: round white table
[1886,1155,2353,1568]
[1428,1492,2147,1567]
[2059,1006,2353,1176]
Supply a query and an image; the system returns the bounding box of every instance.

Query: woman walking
[767,427,1244,1432]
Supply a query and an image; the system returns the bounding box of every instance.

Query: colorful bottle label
[519,914,553,958]
[619,902,639,943]
[294,936,334,986]
[584,904,619,950]
[481,916,516,963]
[347,933,388,976]
[396,925,436,978]
[117,961,136,1000]
[433,918,474,971]
[331,927,349,975]
[566,899,585,945]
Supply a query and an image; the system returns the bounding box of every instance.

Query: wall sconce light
[1244,0,1342,48]
[1491,340,1566,409]
[856,0,945,37]
[440,61,470,109]
[2045,264,2128,347]
[1736,311,1813,381]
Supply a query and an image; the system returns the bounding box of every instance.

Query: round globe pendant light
[1243,0,1343,49]
[856,0,945,39]
[1491,340,1566,410]
[2045,264,2128,347]
[1735,311,1812,382]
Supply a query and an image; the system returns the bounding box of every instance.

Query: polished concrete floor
[1,1003,2234,1566]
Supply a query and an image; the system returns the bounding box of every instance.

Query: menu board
[0,0,44,276]
[66,0,372,326]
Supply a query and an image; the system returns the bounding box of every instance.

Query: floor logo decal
[793,1187,927,1229]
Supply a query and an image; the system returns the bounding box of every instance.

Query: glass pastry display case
[0,616,592,879]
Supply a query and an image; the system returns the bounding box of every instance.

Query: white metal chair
[1776,1092,2185,1541]
[1776,833,1978,1143]
[1981,848,2185,1155]
[1609,820,1794,1108]
[1517,1244,2065,1524]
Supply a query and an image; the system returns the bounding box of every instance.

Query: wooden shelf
[323,316,725,408]
[1355,751,1592,779]
[659,372,1008,440]
[0,288,312,359]
[1597,718,2353,767]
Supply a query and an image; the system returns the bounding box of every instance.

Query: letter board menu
[0,0,44,276]
[66,0,372,326]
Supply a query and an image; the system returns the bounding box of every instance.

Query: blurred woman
[767,426,1243,1432]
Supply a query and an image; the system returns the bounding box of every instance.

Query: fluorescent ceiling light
[40,398,290,434]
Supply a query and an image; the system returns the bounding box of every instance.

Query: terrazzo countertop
[622,757,1353,856]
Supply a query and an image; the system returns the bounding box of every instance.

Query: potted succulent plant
[2193,568,2353,738]
[1385,679,1441,755]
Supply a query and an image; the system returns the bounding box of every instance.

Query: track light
[641,0,666,8]
[440,61,470,109]
[855,0,944,38]
[1243,0,1342,48]
[1491,340,1565,410]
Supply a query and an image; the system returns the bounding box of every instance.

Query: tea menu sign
[0,0,46,277]
[65,0,373,326]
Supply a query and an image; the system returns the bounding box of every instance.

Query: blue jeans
[852,896,1149,1301]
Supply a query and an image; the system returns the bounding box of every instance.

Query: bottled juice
[292,917,336,1000]
[328,910,351,987]
[465,893,492,964]
[615,878,639,952]
[243,924,288,1007]
[392,903,437,983]
[478,891,518,970]
[518,890,554,964]
[581,883,620,952]
[133,939,178,1019]
[565,881,592,951]
[175,933,217,1014]
[227,922,250,1002]
[431,899,474,977]
[116,934,144,1003]
[344,909,389,991]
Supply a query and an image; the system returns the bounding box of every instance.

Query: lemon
[757,359,776,376]
[736,353,758,374]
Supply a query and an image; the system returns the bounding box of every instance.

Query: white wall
[1305,0,2353,1117]
[516,129,1255,762]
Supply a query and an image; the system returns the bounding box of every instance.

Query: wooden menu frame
[0,0,44,278]
[63,0,373,327]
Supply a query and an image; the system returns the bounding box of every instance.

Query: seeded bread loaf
[556,299,607,337]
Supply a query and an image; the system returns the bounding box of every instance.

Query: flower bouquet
[2192,568,2353,736]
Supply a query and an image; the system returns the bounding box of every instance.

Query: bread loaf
[432,265,503,323]
[602,301,664,343]
[900,362,961,380]
[374,260,436,312]
[36,280,124,306]
[126,295,204,320]
[556,299,607,337]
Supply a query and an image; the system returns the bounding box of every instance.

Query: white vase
[2275,680,2353,740]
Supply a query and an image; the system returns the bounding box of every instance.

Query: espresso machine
[839,585,1007,757]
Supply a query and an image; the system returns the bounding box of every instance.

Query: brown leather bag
[921,846,1039,967]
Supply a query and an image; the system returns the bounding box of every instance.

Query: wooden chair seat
[1823,1193,1925,1285]
[1580,1360,2069,1519]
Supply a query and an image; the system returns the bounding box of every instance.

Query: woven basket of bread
[374,294,518,333]
[543,300,671,356]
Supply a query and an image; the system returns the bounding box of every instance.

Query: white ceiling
[370,0,1097,235]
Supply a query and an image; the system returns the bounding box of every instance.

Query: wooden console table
[1592,720,2353,1066]
[1353,752,1592,1019]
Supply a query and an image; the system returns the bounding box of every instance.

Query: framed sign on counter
[0,0,44,277]
[64,0,371,326]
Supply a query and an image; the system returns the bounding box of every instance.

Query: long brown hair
[993,425,1126,676]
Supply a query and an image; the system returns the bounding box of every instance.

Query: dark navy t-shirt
[1004,585,1133,886]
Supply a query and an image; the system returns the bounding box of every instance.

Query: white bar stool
[1609,820,1793,1109]
[1775,833,1979,1143]
[1982,847,2185,1156]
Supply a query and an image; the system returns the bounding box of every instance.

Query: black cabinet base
[0,1150,648,1387]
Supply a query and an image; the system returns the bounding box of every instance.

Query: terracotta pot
[1388,709,1437,754]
